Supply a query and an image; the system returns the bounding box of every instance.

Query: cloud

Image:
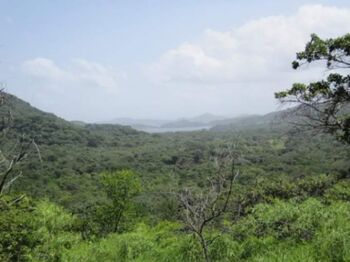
[21,58,125,92]
[146,5,350,84]
[13,4,350,121]
[18,58,128,121]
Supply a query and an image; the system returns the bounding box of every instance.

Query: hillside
[0,93,151,206]
[103,117,169,128]
[2,3,350,261]
[161,119,207,128]
[0,93,348,206]
[104,111,290,132]
[1,93,139,146]
[1,93,349,261]
[160,113,228,128]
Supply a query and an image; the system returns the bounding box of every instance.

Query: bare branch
[177,145,241,262]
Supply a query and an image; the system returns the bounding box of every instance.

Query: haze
[1,0,350,122]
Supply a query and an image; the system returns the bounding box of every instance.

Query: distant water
[137,126,211,133]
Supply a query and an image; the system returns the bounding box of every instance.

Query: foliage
[98,170,141,234]
[62,222,203,262]
[0,197,80,262]
[0,81,349,260]
[0,195,37,261]
[30,200,81,261]
[77,170,141,238]
[275,33,350,143]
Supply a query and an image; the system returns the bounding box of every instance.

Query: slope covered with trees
[0,90,349,261]
[0,33,349,261]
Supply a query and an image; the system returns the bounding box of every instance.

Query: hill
[104,113,229,131]
[189,113,227,123]
[161,119,207,128]
[1,92,349,261]
[103,117,169,128]
[0,93,139,146]
[161,113,227,128]
[1,93,348,211]
[211,111,284,131]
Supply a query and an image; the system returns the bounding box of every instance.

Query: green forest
[1,33,350,261]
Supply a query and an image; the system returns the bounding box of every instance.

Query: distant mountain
[103,114,228,131]
[159,114,228,129]
[210,110,293,132]
[70,120,86,127]
[4,93,292,135]
[103,112,285,131]
[158,112,282,130]
[102,117,169,128]
[187,113,227,124]
[161,119,206,128]
[210,104,350,132]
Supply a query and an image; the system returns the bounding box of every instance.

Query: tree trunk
[198,233,210,262]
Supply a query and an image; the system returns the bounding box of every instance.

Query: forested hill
[210,109,297,132]
[0,92,284,148]
[1,92,350,261]
[1,92,289,139]
[1,92,348,211]
[1,93,152,206]
[1,93,140,147]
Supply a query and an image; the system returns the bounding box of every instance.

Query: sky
[0,0,350,122]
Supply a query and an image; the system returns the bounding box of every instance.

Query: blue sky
[1,0,350,121]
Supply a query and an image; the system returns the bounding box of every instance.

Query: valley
[1,3,350,260]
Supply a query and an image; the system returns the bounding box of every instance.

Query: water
[136,126,211,133]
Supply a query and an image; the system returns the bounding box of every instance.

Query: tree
[275,33,350,144]
[178,146,239,262]
[0,195,38,261]
[97,169,141,235]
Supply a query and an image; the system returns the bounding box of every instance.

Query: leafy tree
[0,195,38,261]
[275,33,350,144]
[98,170,141,235]
[30,200,81,261]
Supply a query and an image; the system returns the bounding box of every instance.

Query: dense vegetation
[0,34,349,261]
[0,92,349,261]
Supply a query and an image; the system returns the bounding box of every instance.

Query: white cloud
[17,58,128,121]
[21,58,124,92]
[147,5,350,84]
[13,4,350,121]
[148,43,222,83]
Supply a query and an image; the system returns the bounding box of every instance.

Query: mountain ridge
[2,92,291,135]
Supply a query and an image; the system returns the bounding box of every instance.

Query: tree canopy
[275,33,350,144]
